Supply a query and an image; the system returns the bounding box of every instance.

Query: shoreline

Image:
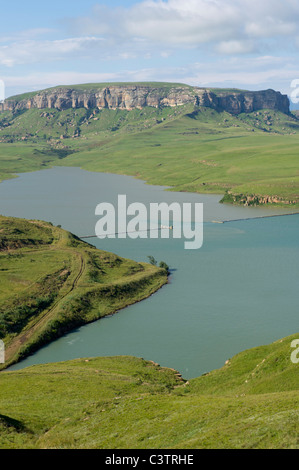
[1,163,299,215]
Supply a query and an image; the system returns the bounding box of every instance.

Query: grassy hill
[0,215,168,369]
[0,331,298,449]
[0,89,299,206]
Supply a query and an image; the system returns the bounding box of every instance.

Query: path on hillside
[4,251,85,365]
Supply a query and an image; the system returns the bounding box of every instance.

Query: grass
[0,215,168,369]
[59,108,299,205]
[0,102,299,206]
[0,331,298,449]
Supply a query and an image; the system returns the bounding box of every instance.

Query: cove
[1,167,298,378]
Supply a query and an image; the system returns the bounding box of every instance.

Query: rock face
[213,89,290,115]
[226,191,297,206]
[0,84,290,115]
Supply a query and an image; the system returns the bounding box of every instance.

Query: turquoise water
[1,168,298,378]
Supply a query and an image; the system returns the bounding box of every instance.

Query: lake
[1,167,298,378]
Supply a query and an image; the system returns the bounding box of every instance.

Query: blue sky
[1,0,299,102]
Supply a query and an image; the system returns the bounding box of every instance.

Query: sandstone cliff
[0,84,290,115]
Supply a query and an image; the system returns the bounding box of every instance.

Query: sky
[1,0,299,105]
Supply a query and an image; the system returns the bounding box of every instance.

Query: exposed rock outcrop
[214,89,290,115]
[224,191,297,206]
[0,84,290,115]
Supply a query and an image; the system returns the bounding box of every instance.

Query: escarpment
[0,84,290,115]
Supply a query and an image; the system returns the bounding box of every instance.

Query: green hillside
[0,215,167,369]
[0,95,299,206]
[0,332,298,449]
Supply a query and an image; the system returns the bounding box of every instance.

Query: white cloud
[0,37,105,67]
[1,0,298,71]
[1,0,299,96]
[3,71,122,97]
[2,54,299,97]
[124,0,241,45]
[182,56,299,94]
[0,28,55,43]
[245,20,297,38]
[216,40,257,55]
[66,0,299,52]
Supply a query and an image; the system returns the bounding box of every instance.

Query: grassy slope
[61,108,299,204]
[0,215,167,369]
[0,103,299,206]
[0,332,298,449]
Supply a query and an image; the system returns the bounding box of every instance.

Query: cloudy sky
[1,0,299,102]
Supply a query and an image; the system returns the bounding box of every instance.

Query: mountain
[0,82,290,115]
[0,82,298,207]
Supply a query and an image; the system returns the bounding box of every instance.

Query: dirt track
[4,253,85,365]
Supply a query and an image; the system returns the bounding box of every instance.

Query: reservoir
[1,167,298,378]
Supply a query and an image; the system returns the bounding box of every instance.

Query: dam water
[1,167,298,378]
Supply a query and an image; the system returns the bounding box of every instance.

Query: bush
[159,261,170,275]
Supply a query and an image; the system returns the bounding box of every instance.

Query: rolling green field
[0,332,298,449]
[1,97,299,206]
[60,109,299,205]
[0,216,167,369]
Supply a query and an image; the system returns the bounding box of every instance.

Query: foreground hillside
[0,83,299,207]
[0,332,298,449]
[0,216,167,369]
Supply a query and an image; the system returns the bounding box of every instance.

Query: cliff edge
[0,83,290,115]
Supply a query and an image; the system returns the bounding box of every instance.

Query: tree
[147,255,157,266]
